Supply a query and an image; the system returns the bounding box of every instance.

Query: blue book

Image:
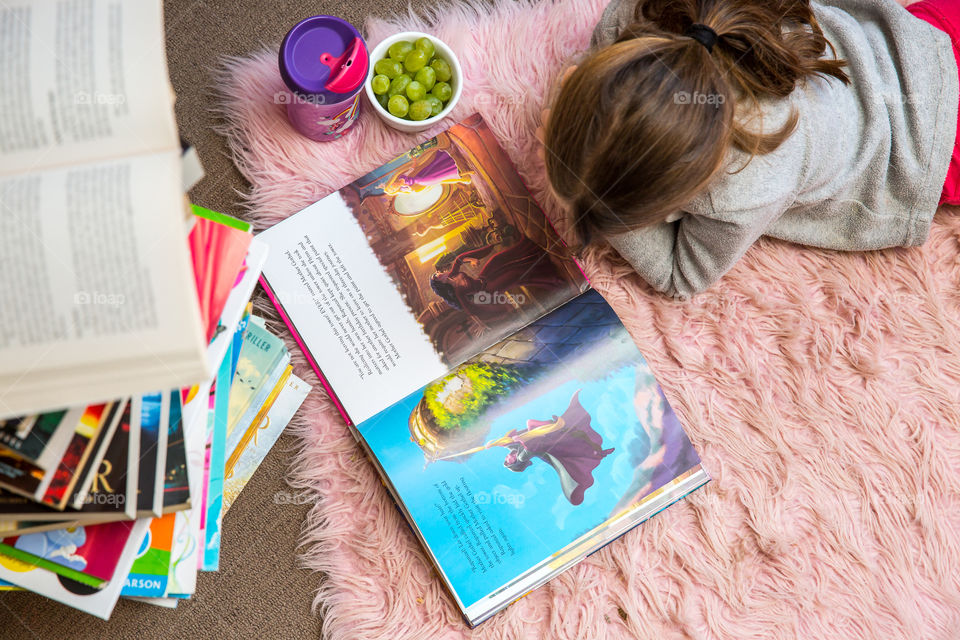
[202,340,233,571]
[229,304,252,388]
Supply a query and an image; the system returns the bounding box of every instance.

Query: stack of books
[0,206,310,617]
[0,0,312,617]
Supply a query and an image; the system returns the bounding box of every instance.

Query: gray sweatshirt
[591,0,959,298]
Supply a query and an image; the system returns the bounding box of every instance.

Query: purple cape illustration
[401,150,459,186]
[648,385,701,491]
[382,150,468,195]
[502,390,614,505]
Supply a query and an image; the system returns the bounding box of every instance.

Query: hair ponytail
[635,0,848,153]
[544,0,847,246]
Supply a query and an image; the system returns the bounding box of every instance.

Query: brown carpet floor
[0,1,422,638]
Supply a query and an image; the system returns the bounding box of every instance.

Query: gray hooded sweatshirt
[591,0,959,298]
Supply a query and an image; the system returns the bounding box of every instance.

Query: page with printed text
[0,0,177,176]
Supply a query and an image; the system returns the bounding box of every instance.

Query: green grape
[414,37,436,60]
[414,66,436,91]
[387,94,409,118]
[371,74,391,95]
[405,81,426,102]
[426,96,443,116]
[374,58,403,79]
[432,81,453,103]
[403,49,429,73]
[376,93,389,109]
[430,57,452,82]
[408,100,433,121]
[387,74,412,98]
[387,40,414,61]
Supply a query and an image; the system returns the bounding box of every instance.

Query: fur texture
[214,0,960,637]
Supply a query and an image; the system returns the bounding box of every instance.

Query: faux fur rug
[214,1,960,637]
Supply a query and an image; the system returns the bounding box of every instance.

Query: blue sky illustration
[359,361,662,608]
[140,392,163,436]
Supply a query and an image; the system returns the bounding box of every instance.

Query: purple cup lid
[279,15,369,99]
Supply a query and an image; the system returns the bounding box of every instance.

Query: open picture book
[257,114,709,626]
[0,0,207,418]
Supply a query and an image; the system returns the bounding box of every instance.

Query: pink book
[188,215,253,343]
[4,519,137,583]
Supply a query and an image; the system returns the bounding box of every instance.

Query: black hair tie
[685,23,718,53]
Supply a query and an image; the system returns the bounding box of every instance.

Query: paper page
[0,151,207,418]
[258,194,449,424]
[127,595,178,608]
[0,0,176,175]
[223,372,310,512]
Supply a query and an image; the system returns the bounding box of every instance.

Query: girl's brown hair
[544,0,848,246]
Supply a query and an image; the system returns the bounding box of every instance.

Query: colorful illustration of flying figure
[440,391,614,505]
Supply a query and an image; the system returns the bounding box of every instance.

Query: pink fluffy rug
[214,1,960,637]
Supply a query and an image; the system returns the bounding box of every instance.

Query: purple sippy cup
[279,16,369,141]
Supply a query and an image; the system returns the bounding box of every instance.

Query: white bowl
[364,31,463,133]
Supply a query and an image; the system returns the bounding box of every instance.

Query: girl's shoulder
[690,93,809,220]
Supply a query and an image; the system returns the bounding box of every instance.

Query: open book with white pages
[257,114,709,626]
[0,0,207,418]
